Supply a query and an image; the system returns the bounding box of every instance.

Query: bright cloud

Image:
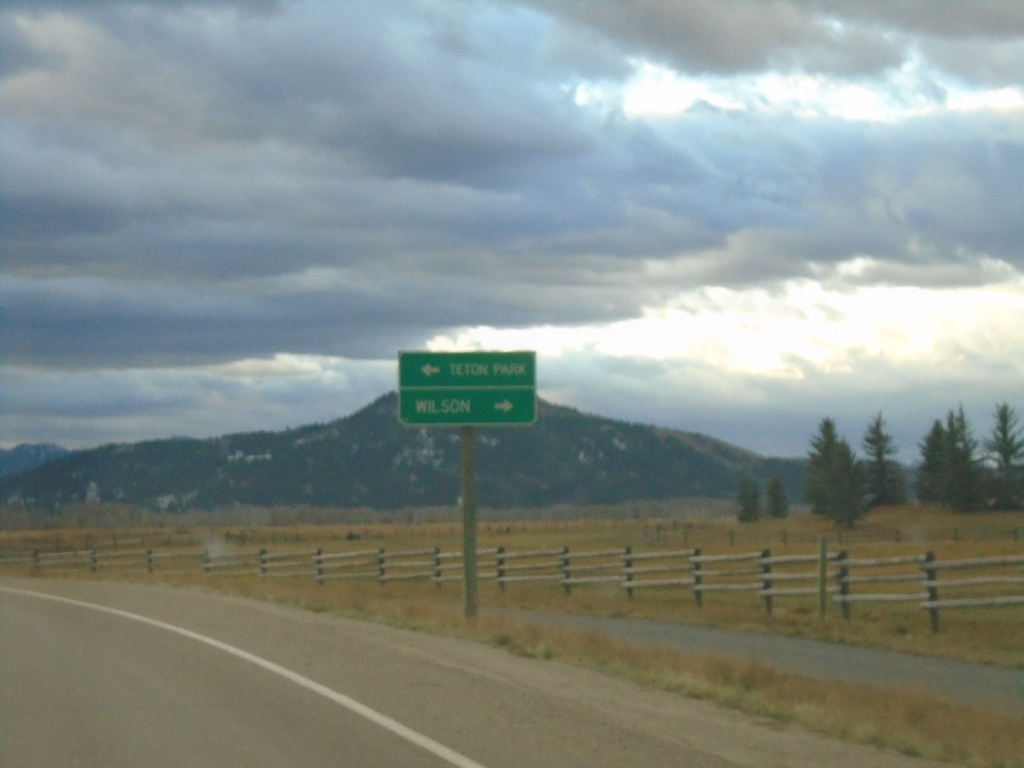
[604,56,1024,123]
[429,266,1024,380]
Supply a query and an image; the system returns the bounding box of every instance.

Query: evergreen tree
[735,474,761,523]
[766,475,789,519]
[807,418,841,518]
[985,403,1024,510]
[944,406,984,512]
[917,420,948,505]
[861,412,906,507]
[806,418,866,527]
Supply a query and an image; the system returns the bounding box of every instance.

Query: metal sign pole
[460,425,478,618]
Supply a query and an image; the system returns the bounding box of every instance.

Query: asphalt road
[498,609,1024,715]
[0,579,957,768]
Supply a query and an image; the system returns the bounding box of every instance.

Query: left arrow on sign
[421,363,440,377]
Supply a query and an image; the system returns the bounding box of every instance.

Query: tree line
[804,403,1023,526]
[737,403,1023,525]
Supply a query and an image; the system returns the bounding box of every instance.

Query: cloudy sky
[2,0,1022,461]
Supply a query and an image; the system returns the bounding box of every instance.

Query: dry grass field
[3,504,1023,766]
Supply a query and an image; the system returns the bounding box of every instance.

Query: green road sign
[398,350,536,426]
[399,387,536,425]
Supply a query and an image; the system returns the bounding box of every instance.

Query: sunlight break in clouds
[608,57,1024,122]
[428,269,1024,382]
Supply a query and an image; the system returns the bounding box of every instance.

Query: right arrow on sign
[495,399,513,413]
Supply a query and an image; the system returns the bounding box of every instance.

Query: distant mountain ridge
[0,393,806,511]
[0,443,72,477]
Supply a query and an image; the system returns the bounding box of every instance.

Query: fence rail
[834,553,929,618]
[920,553,1024,631]
[642,523,1024,546]
[9,538,1022,633]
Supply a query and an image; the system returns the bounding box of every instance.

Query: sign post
[460,425,477,617]
[399,351,536,617]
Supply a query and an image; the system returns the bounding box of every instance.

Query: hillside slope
[0,393,805,511]
[0,444,72,477]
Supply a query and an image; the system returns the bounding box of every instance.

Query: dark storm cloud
[817,117,1024,268]
[4,99,1019,364]
[6,0,1016,290]
[0,264,648,368]
[920,35,1024,88]
[525,0,1024,86]
[831,0,1024,39]
[520,0,923,77]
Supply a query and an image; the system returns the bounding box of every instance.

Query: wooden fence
[9,542,1023,633]
[643,523,1024,546]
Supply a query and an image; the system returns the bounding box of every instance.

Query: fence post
[315,548,323,584]
[760,548,773,616]
[924,551,940,633]
[624,545,634,600]
[692,547,703,608]
[146,549,154,574]
[259,548,267,575]
[433,547,442,589]
[818,535,828,618]
[496,546,506,592]
[32,549,40,571]
[377,548,386,585]
[89,550,97,573]
[561,546,571,595]
[837,550,850,620]
[201,550,209,574]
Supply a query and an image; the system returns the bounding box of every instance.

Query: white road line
[1,586,490,768]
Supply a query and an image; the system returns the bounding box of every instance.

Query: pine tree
[944,406,984,512]
[766,475,788,519]
[806,418,866,527]
[985,403,1024,510]
[862,412,906,507]
[917,420,948,505]
[736,474,761,523]
[807,418,841,518]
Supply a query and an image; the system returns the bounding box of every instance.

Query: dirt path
[490,608,1024,715]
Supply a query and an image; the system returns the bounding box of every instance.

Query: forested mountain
[0,444,72,477]
[0,393,806,512]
